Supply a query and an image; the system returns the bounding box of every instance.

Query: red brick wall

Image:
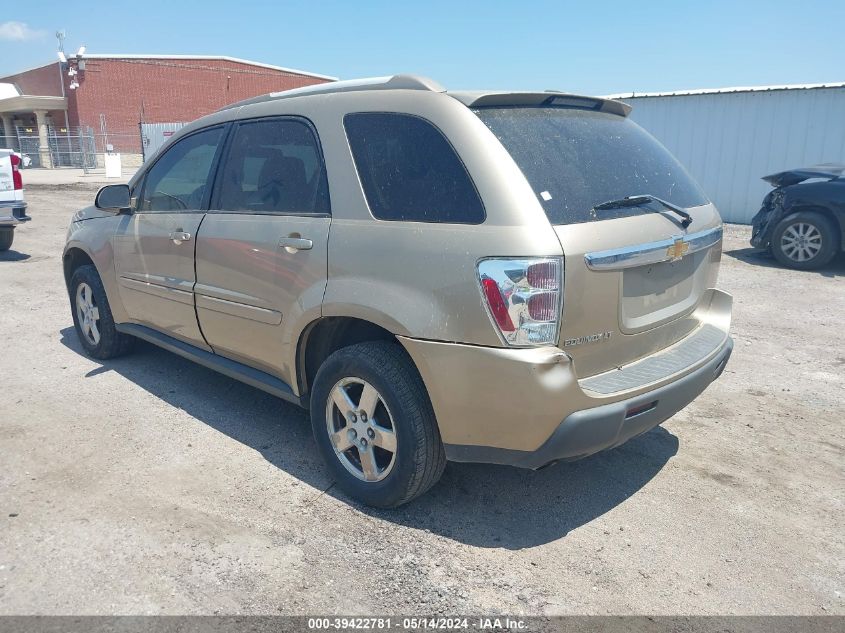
[0,63,63,97]
[2,57,332,152]
[68,57,332,152]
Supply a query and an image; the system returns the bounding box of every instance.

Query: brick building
[0,54,335,167]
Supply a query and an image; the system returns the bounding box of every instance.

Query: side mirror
[95,184,131,212]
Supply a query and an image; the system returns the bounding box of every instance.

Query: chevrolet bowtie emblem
[667,238,689,261]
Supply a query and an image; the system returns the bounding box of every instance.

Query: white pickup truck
[0,149,30,251]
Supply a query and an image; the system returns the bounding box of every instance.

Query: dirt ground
[1,185,842,616]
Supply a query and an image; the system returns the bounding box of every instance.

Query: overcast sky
[1,0,843,95]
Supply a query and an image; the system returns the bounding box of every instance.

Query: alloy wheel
[325,377,397,482]
[75,282,101,345]
[780,222,823,263]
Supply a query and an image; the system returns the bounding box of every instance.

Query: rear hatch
[474,105,724,378]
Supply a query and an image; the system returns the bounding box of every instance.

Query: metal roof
[604,81,845,99]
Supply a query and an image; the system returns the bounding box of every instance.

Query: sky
[1,0,843,95]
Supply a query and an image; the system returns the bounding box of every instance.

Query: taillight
[527,292,556,321]
[478,258,562,346]
[527,261,557,289]
[10,154,22,190]
[481,277,515,332]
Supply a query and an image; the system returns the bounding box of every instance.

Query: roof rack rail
[220,74,445,111]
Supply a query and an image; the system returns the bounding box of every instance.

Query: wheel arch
[62,241,130,324]
[296,316,401,402]
[63,245,97,290]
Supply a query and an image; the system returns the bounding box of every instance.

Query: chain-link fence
[0,126,143,171]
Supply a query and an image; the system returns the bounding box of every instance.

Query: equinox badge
[563,331,613,347]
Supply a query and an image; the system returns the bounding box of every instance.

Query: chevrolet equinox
[63,75,734,507]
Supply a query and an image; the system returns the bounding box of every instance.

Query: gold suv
[63,75,733,507]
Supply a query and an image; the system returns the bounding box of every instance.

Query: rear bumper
[0,202,30,226]
[446,336,732,469]
[399,288,733,468]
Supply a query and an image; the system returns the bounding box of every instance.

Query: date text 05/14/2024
[306,617,528,630]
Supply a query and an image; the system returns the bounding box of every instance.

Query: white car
[0,148,30,251]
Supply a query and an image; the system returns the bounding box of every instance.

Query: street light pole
[56,30,71,166]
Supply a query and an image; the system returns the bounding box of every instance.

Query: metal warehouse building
[0,54,335,168]
[611,83,845,223]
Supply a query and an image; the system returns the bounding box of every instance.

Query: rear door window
[344,113,485,224]
[216,118,330,214]
[474,107,708,225]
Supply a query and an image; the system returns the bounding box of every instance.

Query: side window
[140,127,223,212]
[344,113,485,224]
[217,118,330,214]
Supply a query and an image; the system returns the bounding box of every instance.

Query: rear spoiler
[448,91,632,117]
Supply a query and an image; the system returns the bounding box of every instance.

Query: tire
[771,211,839,270]
[69,265,134,359]
[0,227,13,251]
[310,341,446,508]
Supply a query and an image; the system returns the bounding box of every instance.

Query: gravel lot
[1,185,843,615]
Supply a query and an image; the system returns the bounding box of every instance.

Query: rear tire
[69,265,134,359]
[771,211,839,270]
[0,227,13,251]
[310,341,446,508]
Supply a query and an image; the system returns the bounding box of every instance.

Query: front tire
[69,265,134,359]
[310,341,446,508]
[0,227,13,251]
[771,211,839,270]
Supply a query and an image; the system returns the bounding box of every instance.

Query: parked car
[750,164,844,270]
[62,75,733,507]
[0,148,30,251]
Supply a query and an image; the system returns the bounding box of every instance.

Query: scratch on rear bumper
[445,335,733,469]
[579,323,727,395]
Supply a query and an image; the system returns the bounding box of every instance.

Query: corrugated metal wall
[623,87,845,223]
[140,122,186,162]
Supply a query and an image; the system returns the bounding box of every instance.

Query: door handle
[278,236,313,251]
[169,231,192,244]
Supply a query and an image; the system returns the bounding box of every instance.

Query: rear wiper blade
[592,194,693,228]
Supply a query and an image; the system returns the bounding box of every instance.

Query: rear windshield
[473,107,708,225]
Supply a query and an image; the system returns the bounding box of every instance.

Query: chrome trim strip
[584,226,723,271]
[118,276,195,305]
[195,294,283,325]
[684,225,724,254]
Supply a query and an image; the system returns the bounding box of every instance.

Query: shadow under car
[60,326,679,549]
